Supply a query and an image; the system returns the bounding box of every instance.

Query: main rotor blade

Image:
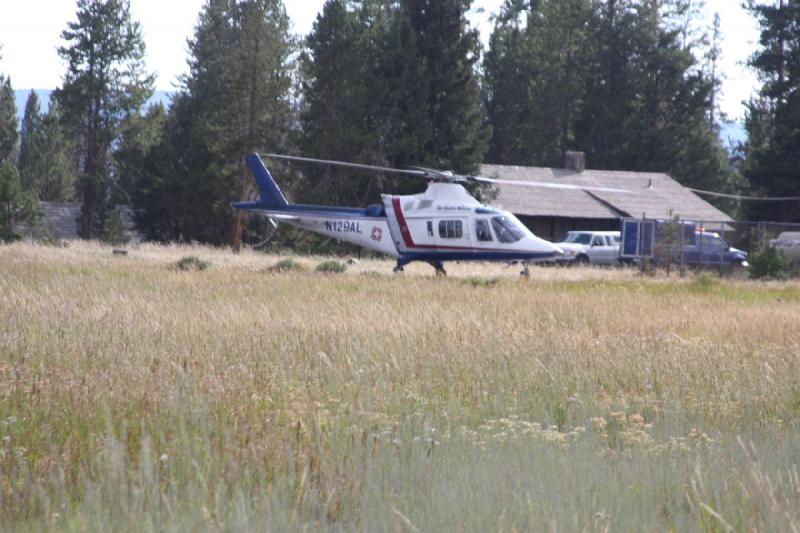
[468,175,629,194]
[406,165,458,180]
[262,153,428,178]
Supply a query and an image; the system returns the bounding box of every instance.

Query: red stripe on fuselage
[391,196,415,247]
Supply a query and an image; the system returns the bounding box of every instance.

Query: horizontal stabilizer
[268,213,300,221]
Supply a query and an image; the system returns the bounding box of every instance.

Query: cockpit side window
[491,216,524,243]
[475,219,493,241]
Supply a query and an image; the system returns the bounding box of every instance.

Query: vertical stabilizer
[246,153,289,208]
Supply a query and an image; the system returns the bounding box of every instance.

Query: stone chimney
[564,151,586,172]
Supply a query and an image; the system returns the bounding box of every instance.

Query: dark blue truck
[620,219,748,269]
[682,231,748,269]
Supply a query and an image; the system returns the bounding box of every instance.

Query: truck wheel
[575,255,590,266]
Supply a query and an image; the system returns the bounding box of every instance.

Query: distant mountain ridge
[13,89,173,123]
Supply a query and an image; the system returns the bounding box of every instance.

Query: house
[481,152,733,241]
[17,202,141,242]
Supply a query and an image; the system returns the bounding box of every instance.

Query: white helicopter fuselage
[380,182,560,263]
[282,210,398,257]
[233,153,562,272]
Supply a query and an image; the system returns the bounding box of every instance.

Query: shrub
[315,260,347,274]
[268,258,306,273]
[102,210,131,247]
[174,256,210,272]
[748,242,794,280]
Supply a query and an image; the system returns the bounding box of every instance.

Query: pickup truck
[669,231,749,269]
[555,231,621,265]
[769,232,800,263]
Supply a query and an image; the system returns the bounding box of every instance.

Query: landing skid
[394,256,410,274]
[427,260,447,276]
[393,257,447,275]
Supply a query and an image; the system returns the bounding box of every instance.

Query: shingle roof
[480,164,734,223]
[17,202,141,241]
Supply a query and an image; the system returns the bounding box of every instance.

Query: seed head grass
[1,241,799,530]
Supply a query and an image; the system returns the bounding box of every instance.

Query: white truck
[770,232,800,263]
[555,231,621,265]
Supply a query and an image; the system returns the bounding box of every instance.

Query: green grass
[1,242,799,530]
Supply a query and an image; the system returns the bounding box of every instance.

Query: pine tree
[707,13,722,133]
[19,94,76,202]
[391,0,489,174]
[54,0,154,238]
[484,1,537,164]
[38,102,77,202]
[114,103,166,206]
[298,0,488,206]
[484,0,735,208]
[18,91,44,193]
[742,0,800,222]
[0,74,17,165]
[129,96,193,242]
[573,0,640,169]
[299,0,396,206]
[134,0,295,245]
[0,162,38,242]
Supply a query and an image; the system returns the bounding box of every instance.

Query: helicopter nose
[551,243,564,255]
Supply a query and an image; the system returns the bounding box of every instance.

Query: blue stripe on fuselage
[400,251,556,263]
[231,201,386,219]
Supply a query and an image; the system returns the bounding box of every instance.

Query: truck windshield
[491,216,524,243]
[563,232,592,244]
[699,234,725,250]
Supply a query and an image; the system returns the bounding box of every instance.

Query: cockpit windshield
[563,232,592,244]
[491,215,525,243]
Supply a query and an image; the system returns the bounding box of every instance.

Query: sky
[0,0,761,121]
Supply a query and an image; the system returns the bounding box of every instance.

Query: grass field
[1,241,799,531]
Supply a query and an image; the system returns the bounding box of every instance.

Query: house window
[438,220,463,239]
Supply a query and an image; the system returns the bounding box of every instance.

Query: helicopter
[233,153,627,275]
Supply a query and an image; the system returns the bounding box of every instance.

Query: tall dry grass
[1,241,799,530]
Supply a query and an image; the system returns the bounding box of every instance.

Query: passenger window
[427,221,433,237]
[591,236,604,246]
[438,220,463,239]
[475,219,493,241]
